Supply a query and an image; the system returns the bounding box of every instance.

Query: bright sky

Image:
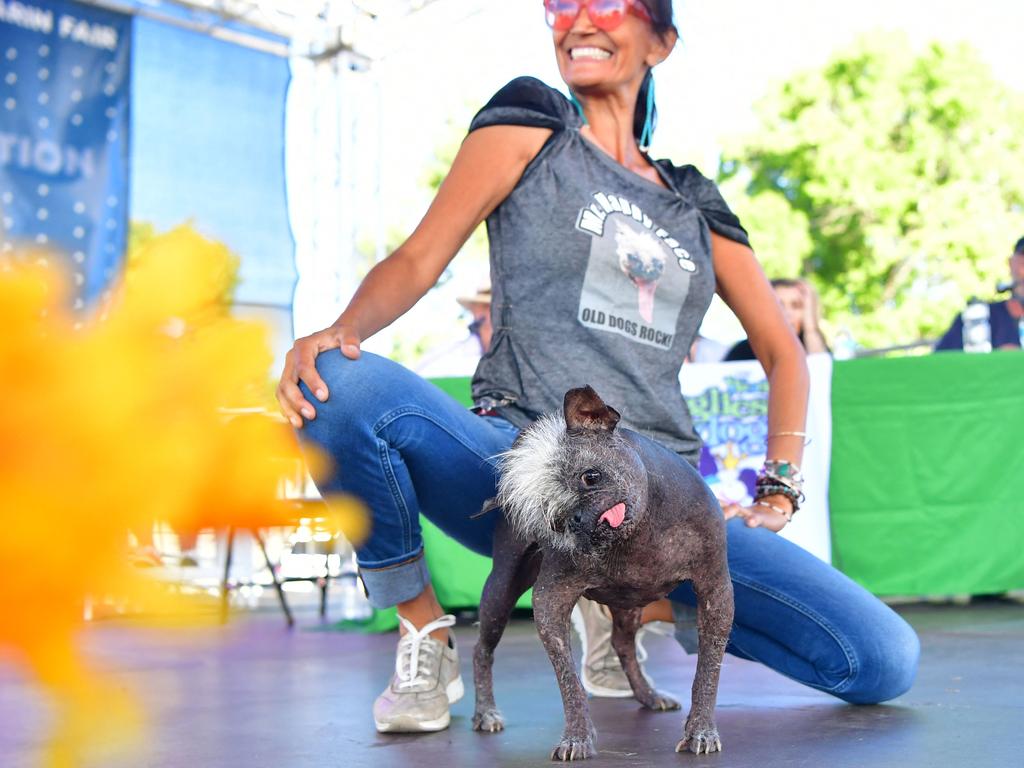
[351,0,1024,352]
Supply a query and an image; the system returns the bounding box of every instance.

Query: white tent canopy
[80,0,454,57]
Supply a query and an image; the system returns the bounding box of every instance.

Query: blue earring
[639,75,656,151]
[570,91,588,125]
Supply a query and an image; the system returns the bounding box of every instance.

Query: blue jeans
[299,351,919,705]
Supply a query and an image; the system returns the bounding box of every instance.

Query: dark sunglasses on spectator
[544,0,651,32]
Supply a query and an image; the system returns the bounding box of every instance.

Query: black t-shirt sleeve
[669,164,751,248]
[469,77,575,133]
[934,313,964,351]
[724,338,756,361]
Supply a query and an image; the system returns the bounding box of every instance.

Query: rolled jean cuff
[357,550,431,610]
[671,600,699,655]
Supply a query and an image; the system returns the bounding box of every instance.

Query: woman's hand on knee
[276,324,361,428]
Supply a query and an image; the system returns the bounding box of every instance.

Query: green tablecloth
[828,351,1024,595]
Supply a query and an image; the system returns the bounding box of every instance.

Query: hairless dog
[472,386,734,761]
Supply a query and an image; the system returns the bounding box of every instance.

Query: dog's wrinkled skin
[472,386,734,760]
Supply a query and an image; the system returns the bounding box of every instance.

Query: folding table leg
[220,526,235,624]
[254,529,294,628]
[319,574,328,619]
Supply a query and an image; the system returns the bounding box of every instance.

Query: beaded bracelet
[762,459,804,485]
[756,457,805,512]
[757,479,802,495]
[754,483,802,512]
[752,499,793,522]
[759,457,803,488]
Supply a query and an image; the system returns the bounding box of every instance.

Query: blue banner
[0,0,130,309]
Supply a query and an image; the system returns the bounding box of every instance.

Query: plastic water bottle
[961,300,992,353]
[832,329,857,360]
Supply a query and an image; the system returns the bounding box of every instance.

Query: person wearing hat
[458,285,493,354]
[413,285,493,378]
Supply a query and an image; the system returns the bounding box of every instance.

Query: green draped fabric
[828,351,1024,595]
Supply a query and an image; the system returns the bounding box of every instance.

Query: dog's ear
[564,386,621,432]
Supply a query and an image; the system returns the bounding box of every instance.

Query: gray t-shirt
[468,77,750,463]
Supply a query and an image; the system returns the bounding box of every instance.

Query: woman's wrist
[751,495,794,522]
[755,458,804,512]
[330,316,362,340]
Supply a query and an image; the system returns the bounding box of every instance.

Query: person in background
[934,237,1024,352]
[459,285,493,354]
[413,285,493,377]
[684,332,729,364]
[725,278,829,361]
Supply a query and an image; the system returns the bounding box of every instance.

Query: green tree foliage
[719,34,1024,349]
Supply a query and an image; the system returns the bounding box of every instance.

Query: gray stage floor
[1,601,1021,767]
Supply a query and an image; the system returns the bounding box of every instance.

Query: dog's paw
[675,723,722,755]
[472,708,505,733]
[550,735,596,761]
[638,689,681,712]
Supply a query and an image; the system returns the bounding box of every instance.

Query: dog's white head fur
[495,413,581,553]
[614,219,666,282]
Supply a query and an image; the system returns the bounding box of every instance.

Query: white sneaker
[373,614,464,733]
[571,597,662,698]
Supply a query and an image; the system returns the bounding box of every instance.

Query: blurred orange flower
[0,227,365,767]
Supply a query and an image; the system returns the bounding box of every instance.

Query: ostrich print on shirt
[575,191,695,350]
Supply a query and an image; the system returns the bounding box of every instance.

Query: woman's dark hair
[633,1,677,149]
[1014,236,1024,256]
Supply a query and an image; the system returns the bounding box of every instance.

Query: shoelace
[394,614,456,691]
[635,620,675,664]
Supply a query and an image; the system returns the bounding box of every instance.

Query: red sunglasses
[544,0,652,32]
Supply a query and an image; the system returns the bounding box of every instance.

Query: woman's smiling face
[552,3,675,95]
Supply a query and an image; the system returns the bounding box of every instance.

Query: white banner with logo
[681,354,833,563]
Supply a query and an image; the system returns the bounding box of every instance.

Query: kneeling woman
[276,0,919,734]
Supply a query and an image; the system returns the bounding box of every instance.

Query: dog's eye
[580,469,603,487]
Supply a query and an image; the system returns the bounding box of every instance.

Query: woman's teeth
[570,47,612,61]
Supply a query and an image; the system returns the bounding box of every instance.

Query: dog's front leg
[677,565,734,755]
[609,607,681,711]
[473,516,542,733]
[533,566,594,761]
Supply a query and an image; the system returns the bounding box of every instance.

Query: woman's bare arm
[276,124,553,427]
[712,232,809,530]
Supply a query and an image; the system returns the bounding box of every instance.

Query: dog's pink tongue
[599,502,626,529]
